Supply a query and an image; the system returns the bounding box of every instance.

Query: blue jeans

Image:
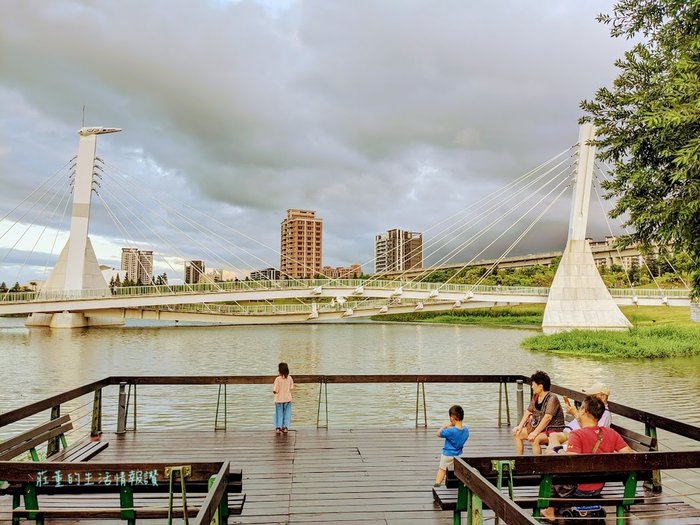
[274,402,292,428]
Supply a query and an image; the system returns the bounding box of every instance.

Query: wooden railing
[453,452,700,525]
[1,375,698,444]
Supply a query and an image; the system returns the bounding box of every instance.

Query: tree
[581,0,700,297]
[0,282,7,293]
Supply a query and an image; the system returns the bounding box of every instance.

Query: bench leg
[12,494,20,525]
[120,486,135,525]
[22,484,43,525]
[454,483,468,525]
[470,494,483,525]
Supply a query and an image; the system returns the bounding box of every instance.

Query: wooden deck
[3,426,699,524]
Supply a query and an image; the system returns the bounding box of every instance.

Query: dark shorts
[552,484,603,498]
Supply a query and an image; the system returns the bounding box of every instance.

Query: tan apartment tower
[121,248,154,284]
[374,229,423,273]
[280,209,323,279]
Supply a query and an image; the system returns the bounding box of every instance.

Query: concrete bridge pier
[26,126,124,329]
[542,123,632,334]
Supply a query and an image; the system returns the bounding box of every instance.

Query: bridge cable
[100,159,329,290]
[591,168,634,289]
[440,173,573,290]
[412,161,575,286]
[1,180,71,299]
[363,148,576,283]
[402,158,576,284]
[97,170,290,312]
[42,184,73,280]
[361,147,576,281]
[0,157,73,229]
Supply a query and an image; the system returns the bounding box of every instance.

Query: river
[1,318,699,442]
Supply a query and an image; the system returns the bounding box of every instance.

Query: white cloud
[0,0,631,282]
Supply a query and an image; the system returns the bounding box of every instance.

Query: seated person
[512,371,565,455]
[546,382,611,453]
[541,395,633,520]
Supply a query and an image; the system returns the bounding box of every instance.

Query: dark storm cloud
[0,1,630,279]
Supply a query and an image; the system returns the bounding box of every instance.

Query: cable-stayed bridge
[0,125,692,330]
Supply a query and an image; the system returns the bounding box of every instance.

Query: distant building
[280,209,323,279]
[184,260,205,284]
[380,237,663,279]
[374,229,423,273]
[322,264,362,279]
[250,268,281,281]
[121,248,154,284]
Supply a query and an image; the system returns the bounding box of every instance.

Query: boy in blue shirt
[435,405,470,487]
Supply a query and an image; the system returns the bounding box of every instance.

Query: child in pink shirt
[273,362,294,434]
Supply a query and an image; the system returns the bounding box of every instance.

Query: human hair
[449,405,464,421]
[530,370,551,390]
[278,362,289,378]
[581,395,605,421]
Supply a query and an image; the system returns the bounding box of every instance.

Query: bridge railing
[0,278,691,303]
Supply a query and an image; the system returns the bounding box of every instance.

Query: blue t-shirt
[440,425,470,456]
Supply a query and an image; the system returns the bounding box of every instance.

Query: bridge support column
[542,124,631,334]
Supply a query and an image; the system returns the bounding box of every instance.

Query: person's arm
[528,413,553,440]
[512,410,532,434]
[273,377,279,394]
[437,422,453,438]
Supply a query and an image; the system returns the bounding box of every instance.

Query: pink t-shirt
[273,375,294,403]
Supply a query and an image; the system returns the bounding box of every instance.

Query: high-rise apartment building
[120,248,154,284]
[374,229,423,273]
[184,260,205,284]
[280,209,323,279]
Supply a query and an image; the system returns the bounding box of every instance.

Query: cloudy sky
[0,0,633,283]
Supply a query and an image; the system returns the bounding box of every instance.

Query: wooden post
[516,380,524,424]
[415,381,427,428]
[117,382,127,434]
[91,388,102,437]
[644,424,662,492]
[46,405,61,457]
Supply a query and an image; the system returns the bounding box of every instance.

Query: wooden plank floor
[2,426,699,524]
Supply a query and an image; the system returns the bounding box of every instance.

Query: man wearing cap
[546,382,612,453]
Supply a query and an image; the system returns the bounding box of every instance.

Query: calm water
[1,318,699,443]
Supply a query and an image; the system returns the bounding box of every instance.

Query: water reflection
[1,318,698,437]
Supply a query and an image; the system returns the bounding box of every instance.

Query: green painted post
[22,484,42,525]
[208,475,220,525]
[534,474,553,519]
[46,406,61,457]
[119,486,135,525]
[454,482,467,525]
[471,494,483,525]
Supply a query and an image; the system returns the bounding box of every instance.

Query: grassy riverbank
[377,305,700,359]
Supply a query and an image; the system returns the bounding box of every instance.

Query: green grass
[373,305,545,326]
[377,304,700,359]
[521,324,700,359]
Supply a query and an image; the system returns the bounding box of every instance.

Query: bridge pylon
[27,127,124,329]
[542,123,632,334]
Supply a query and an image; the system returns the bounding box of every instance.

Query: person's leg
[545,432,567,454]
[435,468,446,486]
[274,403,283,430]
[283,402,292,429]
[532,433,549,455]
[435,455,452,486]
[514,427,529,455]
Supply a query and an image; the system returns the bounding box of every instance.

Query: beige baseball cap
[582,382,611,396]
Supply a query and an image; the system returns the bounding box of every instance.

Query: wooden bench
[448,451,700,525]
[434,424,658,510]
[0,460,245,525]
[0,415,107,462]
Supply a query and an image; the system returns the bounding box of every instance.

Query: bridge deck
[2,426,699,524]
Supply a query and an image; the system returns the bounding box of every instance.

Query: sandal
[275,427,281,434]
[282,427,288,433]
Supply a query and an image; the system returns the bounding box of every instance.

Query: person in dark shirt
[512,371,565,454]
